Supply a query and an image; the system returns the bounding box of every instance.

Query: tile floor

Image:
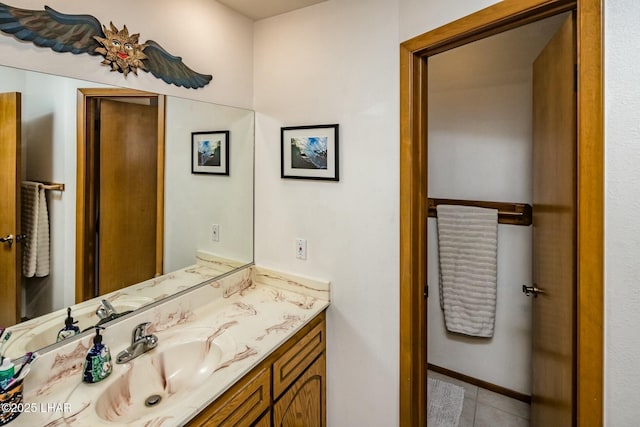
[428,370,530,427]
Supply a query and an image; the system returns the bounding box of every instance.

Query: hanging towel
[436,204,498,338]
[21,181,50,277]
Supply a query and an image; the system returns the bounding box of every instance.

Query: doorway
[426,9,572,416]
[399,1,603,426]
[76,88,166,303]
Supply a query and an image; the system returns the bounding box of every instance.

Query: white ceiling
[217,0,328,20]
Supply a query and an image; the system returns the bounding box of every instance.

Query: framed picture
[191,130,229,175]
[281,124,339,181]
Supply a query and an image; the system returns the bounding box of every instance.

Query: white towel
[21,181,50,277]
[436,204,498,337]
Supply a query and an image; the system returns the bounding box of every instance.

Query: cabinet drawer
[189,368,271,427]
[273,319,325,398]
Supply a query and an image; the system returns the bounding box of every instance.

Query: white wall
[604,0,640,425]
[253,0,399,425]
[164,97,254,271]
[399,0,499,41]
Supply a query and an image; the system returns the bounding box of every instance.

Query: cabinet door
[188,368,270,427]
[273,354,325,427]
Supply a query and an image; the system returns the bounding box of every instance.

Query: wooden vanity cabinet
[187,311,326,427]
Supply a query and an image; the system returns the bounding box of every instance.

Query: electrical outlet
[211,224,220,242]
[295,238,307,260]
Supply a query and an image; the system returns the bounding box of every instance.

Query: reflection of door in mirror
[0,92,21,326]
[76,89,165,303]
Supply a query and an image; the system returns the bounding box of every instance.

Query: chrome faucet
[93,299,133,328]
[116,322,158,364]
[96,299,116,320]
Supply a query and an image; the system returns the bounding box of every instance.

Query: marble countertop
[5,266,329,427]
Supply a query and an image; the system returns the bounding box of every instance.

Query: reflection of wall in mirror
[164,97,254,273]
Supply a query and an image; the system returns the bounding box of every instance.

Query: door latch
[522,284,545,297]
[0,234,14,247]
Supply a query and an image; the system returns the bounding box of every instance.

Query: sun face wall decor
[93,23,148,77]
[0,3,212,89]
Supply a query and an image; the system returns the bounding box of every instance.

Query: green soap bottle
[82,327,112,383]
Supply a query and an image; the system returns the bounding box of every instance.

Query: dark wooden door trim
[76,88,165,303]
[399,0,603,425]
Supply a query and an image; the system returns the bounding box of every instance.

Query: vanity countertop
[7,266,329,427]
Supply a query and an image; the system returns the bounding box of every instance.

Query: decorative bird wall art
[0,3,212,89]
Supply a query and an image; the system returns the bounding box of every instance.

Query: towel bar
[38,181,65,191]
[427,198,532,226]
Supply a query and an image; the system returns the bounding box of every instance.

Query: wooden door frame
[399,0,603,426]
[76,88,166,303]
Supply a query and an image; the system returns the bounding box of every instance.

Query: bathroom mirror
[0,64,254,359]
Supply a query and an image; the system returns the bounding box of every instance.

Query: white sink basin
[66,327,236,424]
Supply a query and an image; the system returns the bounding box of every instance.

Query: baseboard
[427,363,531,404]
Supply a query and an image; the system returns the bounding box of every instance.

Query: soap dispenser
[82,327,112,384]
[56,307,80,342]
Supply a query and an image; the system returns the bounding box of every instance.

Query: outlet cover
[211,224,220,242]
[295,238,307,260]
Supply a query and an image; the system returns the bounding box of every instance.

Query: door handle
[0,234,26,247]
[522,284,545,297]
[0,234,14,247]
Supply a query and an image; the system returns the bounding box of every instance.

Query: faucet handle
[132,322,152,343]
